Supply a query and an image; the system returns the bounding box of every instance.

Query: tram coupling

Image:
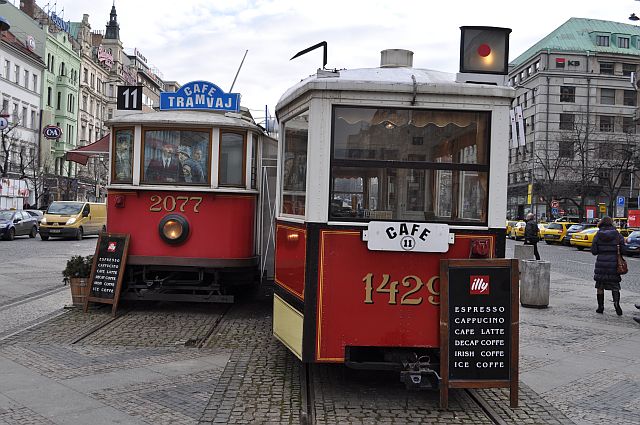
[399,354,441,390]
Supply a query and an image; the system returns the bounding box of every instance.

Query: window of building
[560,86,575,102]
[142,129,210,185]
[21,107,27,126]
[67,94,74,113]
[23,70,29,88]
[601,88,615,105]
[30,110,36,130]
[596,35,610,46]
[59,62,65,76]
[82,95,87,111]
[599,115,614,132]
[329,106,490,223]
[4,60,9,79]
[219,131,246,186]
[624,90,637,106]
[623,63,636,76]
[56,91,61,110]
[559,140,574,158]
[108,108,113,119]
[534,61,540,72]
[47,87,52,107]
[90,73,95,89]
[599,62,614,75]
[83,68,88,82]
[14,65,19,84]
[32,74,38,92]
[623,116,636,134]
[619,37,630,49]
[1,99,7,114]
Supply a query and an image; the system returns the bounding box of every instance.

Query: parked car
[39,201,106,240]
[538,223,549,239]
[506,220,517,237]
[24,209,44,228]
[570,227,599,250]
[543,222,576,244]
[510,221,526,240]
[0,210,39,240]
[562,223,597,245]
[622,230,640,256]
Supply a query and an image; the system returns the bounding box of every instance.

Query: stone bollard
[520,260,551,308]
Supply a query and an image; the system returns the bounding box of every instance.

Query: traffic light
[459,26,511,75]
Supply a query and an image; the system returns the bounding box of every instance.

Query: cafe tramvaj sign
[159,81,240,112]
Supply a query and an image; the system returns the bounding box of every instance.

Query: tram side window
[142,129,210,185]
[219,131,245,186]
[330,106,489,224]
[281,111,308,216]
[112,128,133,183]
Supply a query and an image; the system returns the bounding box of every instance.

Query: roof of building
[510,17,640,67]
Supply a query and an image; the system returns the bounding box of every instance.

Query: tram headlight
[158,214,190,245]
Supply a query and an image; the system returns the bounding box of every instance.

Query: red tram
[272,28,514,387]
[105,81,276,302]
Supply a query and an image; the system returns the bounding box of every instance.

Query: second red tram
[273,29,514,386]
[105,83,277,302]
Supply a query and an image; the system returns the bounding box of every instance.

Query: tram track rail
[299,364,506,425]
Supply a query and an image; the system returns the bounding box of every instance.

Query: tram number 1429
[149,195,203,213]
[362,273,439,306]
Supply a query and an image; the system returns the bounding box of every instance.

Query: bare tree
[596,132,640,214]
[0,121,20,177]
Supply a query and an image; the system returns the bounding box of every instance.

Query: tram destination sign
[439,259,519,409]
[83,233,130,316]
[159,80,240,112]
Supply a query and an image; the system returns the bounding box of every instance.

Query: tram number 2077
[149,195,203,213]
[362,273,439,306]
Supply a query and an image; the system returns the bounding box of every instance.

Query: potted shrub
[62,255,93,306]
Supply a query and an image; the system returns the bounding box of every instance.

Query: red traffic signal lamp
[459,26,511,75]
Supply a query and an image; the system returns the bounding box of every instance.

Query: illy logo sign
[107,242,117,252]
[470,275,490,295]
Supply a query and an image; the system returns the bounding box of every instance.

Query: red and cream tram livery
[273,28,514,383]
[106,81,276,302]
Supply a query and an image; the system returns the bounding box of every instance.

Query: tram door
[258,139,278,282]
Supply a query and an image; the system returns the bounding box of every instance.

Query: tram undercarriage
[120,263,263,303]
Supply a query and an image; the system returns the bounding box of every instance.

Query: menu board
[439,259,519,409]
[83,233,130,316]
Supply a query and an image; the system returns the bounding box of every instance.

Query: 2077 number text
[149,195,203,213]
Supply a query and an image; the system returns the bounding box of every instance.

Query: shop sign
[159,81,240,112]
[49,12,70,34]
[96,45,114,69]
[43,125,62,140]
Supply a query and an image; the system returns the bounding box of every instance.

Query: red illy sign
[470,275,490,295]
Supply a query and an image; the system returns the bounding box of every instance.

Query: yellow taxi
[538,223,549,239]
[506,220,517,237]
[570,227,599,250]
[510,221,526,240]
[542,221,576,244]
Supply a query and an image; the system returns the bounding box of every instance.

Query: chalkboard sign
[83,233,130,316]
[439,259,519,409]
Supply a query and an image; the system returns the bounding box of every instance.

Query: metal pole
[229,50,248,93]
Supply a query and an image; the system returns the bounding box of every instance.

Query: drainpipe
[586,51,591,216]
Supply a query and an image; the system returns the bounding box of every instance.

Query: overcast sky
[25,0,640,122]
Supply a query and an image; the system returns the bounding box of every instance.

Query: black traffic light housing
[459,26,511,75]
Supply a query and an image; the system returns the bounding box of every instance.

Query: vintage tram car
[272,28,514,386]
[105,82,277,302]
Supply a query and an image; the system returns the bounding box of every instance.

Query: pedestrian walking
[524,213,540,260]
[591,216,625,315]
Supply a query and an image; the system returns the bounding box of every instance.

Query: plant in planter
[62,255,93,306]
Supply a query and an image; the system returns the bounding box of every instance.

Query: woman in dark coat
[591,216,625,315]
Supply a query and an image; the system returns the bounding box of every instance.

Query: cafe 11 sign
[159,81,240,112]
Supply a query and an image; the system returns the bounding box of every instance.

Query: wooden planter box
[69,277,90,306]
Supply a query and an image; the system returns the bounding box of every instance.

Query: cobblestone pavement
[0,283,602,425]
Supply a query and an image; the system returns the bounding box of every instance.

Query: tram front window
[281,111,308,216]
[142,129,210,185]
[330,106,489,224]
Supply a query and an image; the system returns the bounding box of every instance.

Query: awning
[65,134,110,165]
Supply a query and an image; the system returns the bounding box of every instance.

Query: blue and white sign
[160,81,240,112]
[551,207,559,215]
[617,196,625,206]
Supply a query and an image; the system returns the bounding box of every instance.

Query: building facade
[508,18,640,221]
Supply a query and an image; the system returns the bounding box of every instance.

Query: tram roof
[106,109,263,131]
[276,67,514,112]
